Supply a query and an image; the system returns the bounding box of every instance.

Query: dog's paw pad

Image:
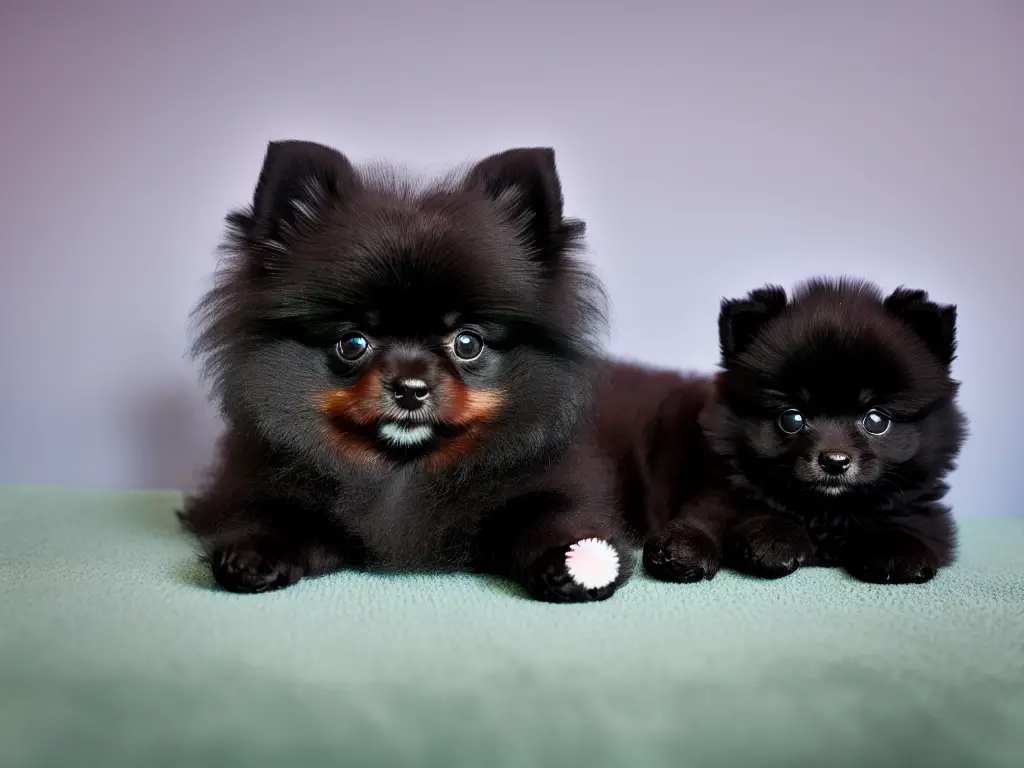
[644,527,720,583]
[844,533,939,584]
[846,553,937,584]
[725,517,813,580]
[739,538,808,578]
[211,546,305,594]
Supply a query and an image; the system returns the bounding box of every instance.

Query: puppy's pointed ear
[718,285,788,361]
[466,147,582,261]
[884,287,958,366]
[239,140,358,247]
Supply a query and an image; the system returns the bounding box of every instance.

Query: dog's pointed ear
[884,287,958,366]
[466,147,581,261]
[239,140,358,247]
[718,285,788,361]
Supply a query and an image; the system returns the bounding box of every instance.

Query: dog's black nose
[818,451,852,475]
[392,379,430,411]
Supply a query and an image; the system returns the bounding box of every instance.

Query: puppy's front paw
[644,525,720,583]
[725,516,812,579]
[210,544,306,594]
[844,532,939,584]
[521,539,627,603]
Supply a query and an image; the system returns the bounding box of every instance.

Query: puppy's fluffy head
[193,141,605,474]
[704,278,966,503]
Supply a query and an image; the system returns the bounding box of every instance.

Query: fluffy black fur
[599,278,967,585]
[181,140,632,602]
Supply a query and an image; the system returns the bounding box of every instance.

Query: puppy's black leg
[208,535,311,594]
[644,523,720,582]
[643,491,732,583]
[843,529,941,584]
[480,491,632,604]
[181,495,345,595]
[724,514,813,579]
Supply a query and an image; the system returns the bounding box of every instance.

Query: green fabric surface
[1,487,1022,768]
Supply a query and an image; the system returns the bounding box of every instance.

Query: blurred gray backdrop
[1,0,1021,517]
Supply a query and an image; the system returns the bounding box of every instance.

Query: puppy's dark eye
[777,409,805,434]
[862,410,891,435]
[335,333,370,361]
[453,331,483,361]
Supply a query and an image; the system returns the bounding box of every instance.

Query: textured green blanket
[1,487,1022,767]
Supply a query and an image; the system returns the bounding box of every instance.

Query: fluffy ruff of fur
[180,140,632,602]
[598,278,967,585]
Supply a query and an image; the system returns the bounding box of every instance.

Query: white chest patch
[378,423,434,446]
[564,538,620,590]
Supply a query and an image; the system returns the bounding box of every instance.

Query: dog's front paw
[644,525,720,583]
[210,544,306,594]
[725,516,813,579]
[844,531,939,584]
[521,539,627,603]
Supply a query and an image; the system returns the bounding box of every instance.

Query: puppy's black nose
[818,451,852,475]
[392,379,430,411]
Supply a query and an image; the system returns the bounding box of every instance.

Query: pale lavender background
[1,1,1021,517]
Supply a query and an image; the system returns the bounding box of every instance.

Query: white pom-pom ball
[564,538,620,590]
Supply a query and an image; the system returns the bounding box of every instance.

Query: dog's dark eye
[862,410,891,435]
[453,331,483,361]
[335,333,370,361]
[777,409,805,434]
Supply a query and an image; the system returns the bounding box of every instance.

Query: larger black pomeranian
[600,278,967,585]
[181,140,632,602]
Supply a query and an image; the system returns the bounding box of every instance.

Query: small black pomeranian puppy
[601,278,967,585]
[181,140,631,602]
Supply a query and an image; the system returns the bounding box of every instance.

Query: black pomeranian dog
[180,140,632,602]
[600,278,967,585]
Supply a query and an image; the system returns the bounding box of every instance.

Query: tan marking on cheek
[315,369,388,464]
[425,380,502,471]
[315,369,385,425]
[443,380,503,425]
